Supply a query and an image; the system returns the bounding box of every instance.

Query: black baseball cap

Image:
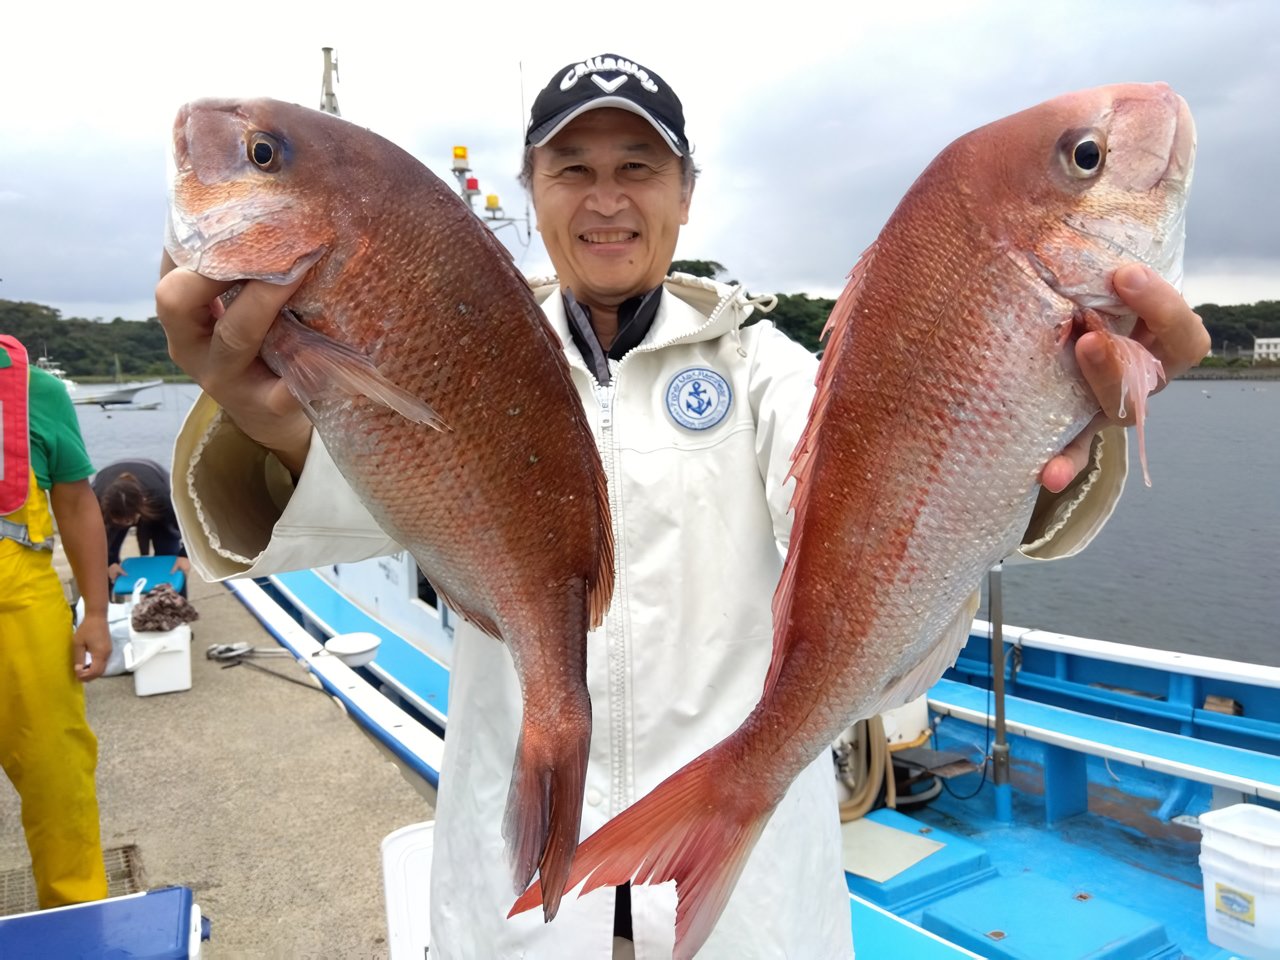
[525,54,690,156]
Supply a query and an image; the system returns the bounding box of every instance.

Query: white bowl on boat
[324,632,382,668]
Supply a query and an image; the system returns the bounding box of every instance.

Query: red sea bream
[511,81,1195,957]
[164,97,615,918]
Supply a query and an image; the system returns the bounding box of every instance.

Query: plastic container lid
[1200,803,1280,849]
[114,555,186,596]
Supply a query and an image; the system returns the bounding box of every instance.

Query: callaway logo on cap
[526,54,690,156]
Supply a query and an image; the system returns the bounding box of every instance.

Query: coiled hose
[836,716,897,822]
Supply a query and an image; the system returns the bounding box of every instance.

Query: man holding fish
[157,53,1209,959]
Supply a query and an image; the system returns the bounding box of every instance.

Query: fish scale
[164,96,614,920]
[511,81,1194,958]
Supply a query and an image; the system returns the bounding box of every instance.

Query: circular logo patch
[666,367,732,431]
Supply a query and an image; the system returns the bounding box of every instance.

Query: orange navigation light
[452,146,469,171]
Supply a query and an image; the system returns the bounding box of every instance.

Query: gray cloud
[2,2,1276,321]
[699,2,1280,301]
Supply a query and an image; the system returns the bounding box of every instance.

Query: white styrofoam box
[123,624,192,696]
[382,821,433,960]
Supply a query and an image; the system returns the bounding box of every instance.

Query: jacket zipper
[595,285,742,815]
[591,375,631,814]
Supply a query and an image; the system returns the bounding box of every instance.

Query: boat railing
[970,619,1280,688]
[953,620,1280,758]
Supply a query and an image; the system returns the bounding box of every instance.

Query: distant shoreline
[74,374,193,384]
[1178,366,1280,381]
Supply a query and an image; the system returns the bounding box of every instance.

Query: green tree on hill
[6,286,1277,376]
[1196,301,1280,354]
[0,300,180,377]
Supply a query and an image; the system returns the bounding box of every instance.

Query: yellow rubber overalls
[0,341,107,907]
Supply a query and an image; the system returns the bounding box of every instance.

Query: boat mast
[320,47,341,116]
[313,48,527,244]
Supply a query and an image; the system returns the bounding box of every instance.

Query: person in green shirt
[0,336,110,907]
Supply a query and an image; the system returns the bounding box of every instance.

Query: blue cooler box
[0,886,206,958]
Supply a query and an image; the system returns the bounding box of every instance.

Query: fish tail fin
[509,747,772,960]
[262,308,447,429]
[503,703,590,921]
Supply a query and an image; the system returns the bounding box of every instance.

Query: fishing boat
[226,551,1280,960]
[36,355,164,407]
[215,49,1280,960]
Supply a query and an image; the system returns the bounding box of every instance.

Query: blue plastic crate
[0,886,206,958]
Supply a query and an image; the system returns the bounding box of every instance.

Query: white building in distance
[1255,337,1280,362]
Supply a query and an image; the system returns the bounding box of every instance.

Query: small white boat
[111,401,163,411]
[37,355,163,407]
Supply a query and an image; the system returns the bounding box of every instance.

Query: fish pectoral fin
[865,590,981,718]
[263,309,447,430]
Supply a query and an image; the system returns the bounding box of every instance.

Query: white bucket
[123,624,193,697]
[1199,803,1280,959]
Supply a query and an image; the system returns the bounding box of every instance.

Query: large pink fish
[511,81,1194,956]
[164,98,615,917]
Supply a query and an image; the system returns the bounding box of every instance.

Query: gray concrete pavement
[0,569,434,958]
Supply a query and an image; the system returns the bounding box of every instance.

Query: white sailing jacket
[172,274,1128,959]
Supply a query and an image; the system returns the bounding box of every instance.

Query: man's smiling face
[531,109,692,311]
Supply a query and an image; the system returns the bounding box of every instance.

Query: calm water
[74,380,1280,666]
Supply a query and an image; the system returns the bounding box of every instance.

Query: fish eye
[1059,128,1107,180]
[248,132,283,172]
[1074,140,1102,170]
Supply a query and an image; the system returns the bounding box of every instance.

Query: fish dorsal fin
[767,242,876,695]
[262,308,447,430]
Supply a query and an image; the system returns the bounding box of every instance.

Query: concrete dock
[0,570,434,957]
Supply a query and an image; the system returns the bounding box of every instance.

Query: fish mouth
[164,197,328,283]
[1164,93,1197,193]
[1036,87,1196,312]
[171,103,193,177]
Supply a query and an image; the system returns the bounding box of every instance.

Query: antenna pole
[320,47,341,116]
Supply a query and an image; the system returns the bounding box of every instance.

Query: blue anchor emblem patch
[666,367,732,430]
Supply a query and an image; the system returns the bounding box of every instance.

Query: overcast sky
[2,0,1276,323]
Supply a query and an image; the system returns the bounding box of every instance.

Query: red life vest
[0,335,31,516]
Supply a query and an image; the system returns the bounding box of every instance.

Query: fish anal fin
[262,309,447,430]
[587,464,615,630]
[509,749,771,960]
